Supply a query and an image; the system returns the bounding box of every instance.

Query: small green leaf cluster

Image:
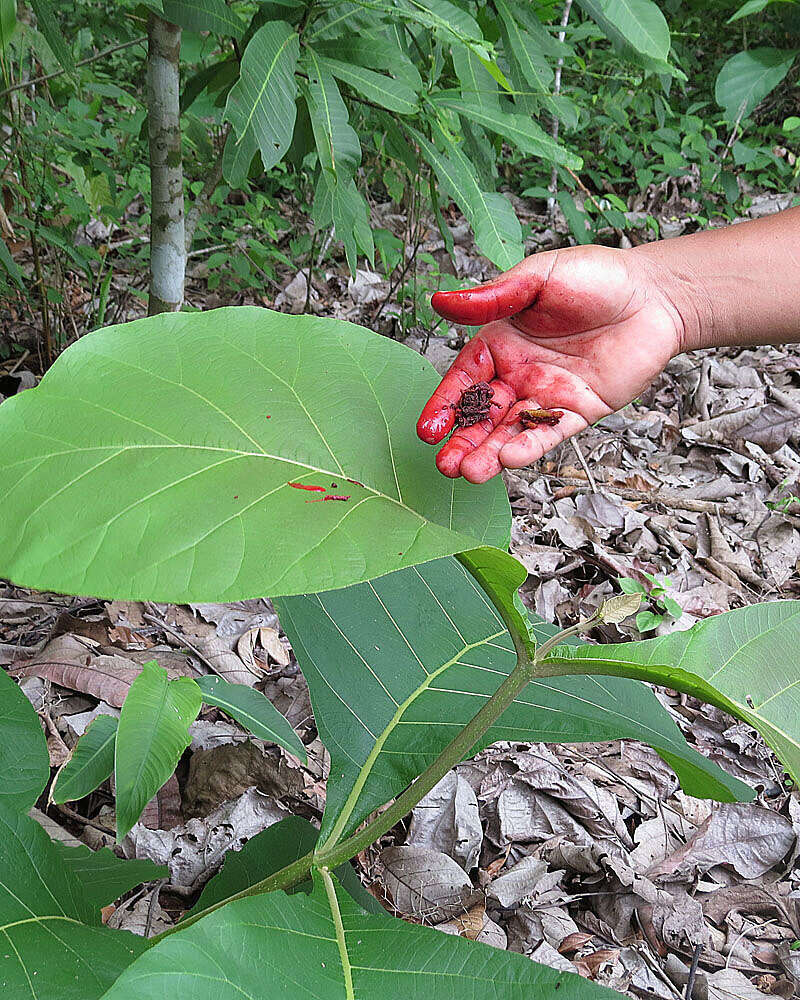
[618,573,683,634]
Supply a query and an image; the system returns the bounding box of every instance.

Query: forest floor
[2,189,800,999]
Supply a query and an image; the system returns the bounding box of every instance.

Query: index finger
[416,337,496,444]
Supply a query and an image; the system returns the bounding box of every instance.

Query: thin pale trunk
[146,13,185,315]
[548,0,573,221]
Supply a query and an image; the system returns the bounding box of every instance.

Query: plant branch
[0,37,147,97]
[184,128,228,252]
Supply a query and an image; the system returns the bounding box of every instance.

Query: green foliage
[0,308,508,602]
[0,665,49,810]
[52,713,118,804]
[715,47,798,122]
[549,602,800,783]
[618,573,683,633]
[55,842,167,910]
[278,555,747,854]
[0,805,147,998]
[114,660,201,839]
[194,675,306,759]
[104,871,621,1000]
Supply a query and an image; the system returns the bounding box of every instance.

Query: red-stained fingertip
[432,279,540,326]
[417,407,454,445]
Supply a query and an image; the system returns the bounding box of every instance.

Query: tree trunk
[146,13,185,315]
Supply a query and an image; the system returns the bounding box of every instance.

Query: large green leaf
[394,0,482,44]
[222,21,300,186]
[318,55,419,115]
[0,804,146,999]
[54,842,167,912]
[29,0,75,72]
[115,661,202,840]
[313,172,375,272]
[314,35,422,92]
[545,601,800,783]
[0,307,509,601]
[575,0,671,70]
[433,96,582,168]
[276,556,748,852]
[453,43,501,110]
[104,871,621,1000]
[52,714,118,804]
[162,0,245,36]
[195,675,306,760]
[715,47,797,122]
[0,0,15,49]
[412,128,523,270]
[184,814,384,921]
[303,50,362,183]
[0,667,49,811]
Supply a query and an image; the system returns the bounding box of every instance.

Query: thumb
[431,251,556,326]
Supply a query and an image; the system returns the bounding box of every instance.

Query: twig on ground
[570,438,598,492]
[54,802,116,836]
[685,942,703,999]
[142,607,217,675]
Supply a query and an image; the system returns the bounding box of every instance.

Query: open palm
[416,245,685,483]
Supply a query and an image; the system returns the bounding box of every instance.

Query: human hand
[416,244,687,483]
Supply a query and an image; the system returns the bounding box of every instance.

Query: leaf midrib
[316,612,507,853]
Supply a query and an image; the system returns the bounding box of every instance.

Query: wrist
[629,240,716,355]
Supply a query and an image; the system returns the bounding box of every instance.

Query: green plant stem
[155,636,543,940]
[315,651,539,868]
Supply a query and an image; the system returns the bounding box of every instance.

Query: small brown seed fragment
[519,408,564,428]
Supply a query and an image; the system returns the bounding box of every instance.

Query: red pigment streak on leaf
[266,415,271,418]
[288,482,326,492]
[305,495,351,504]
[346,478,365,488]
[233,495,238,500]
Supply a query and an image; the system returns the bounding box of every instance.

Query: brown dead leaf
[15,634,192,707]
[183,741,304,818]
[161,605,261,687]
[649,803,795,880]
[380,846,481,923]
[139,775,183,831]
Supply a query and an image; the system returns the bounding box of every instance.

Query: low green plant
[618,572,684,633]
[1,306,799,999]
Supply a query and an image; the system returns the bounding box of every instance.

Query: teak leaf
[115,661,202,840]
[104,871,622,1000]
[276,556,748,850]
[184,815,385,921]
[0,307,508,601]
[545,601,800,783]
[54,842,168,912]
[0,804,146,999]
[195,675,306,761]
[0,665,49,811]
[52,713,118,804]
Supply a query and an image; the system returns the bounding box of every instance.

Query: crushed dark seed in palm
[453,381,494,428]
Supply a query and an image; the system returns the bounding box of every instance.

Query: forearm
[631,206,800,353]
